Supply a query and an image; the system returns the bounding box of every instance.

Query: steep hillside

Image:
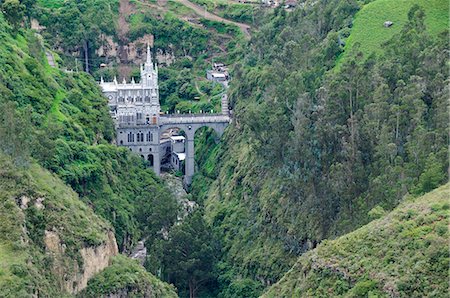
[0,154,117,296]
[0,11,178,252]
[191,0,448,295]
[262,184,449,297]
[0,7,178,297]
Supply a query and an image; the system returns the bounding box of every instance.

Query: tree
[0,101,32,167]
[1,0,25,31]
[162,210,218,298]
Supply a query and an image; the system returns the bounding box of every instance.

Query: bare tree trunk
[83,40,89,73]
[189,280,194,298]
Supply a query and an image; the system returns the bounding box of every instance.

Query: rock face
[44,230,119,294]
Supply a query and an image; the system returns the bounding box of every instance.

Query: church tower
[141,44,158,89]
[140,44,160,124]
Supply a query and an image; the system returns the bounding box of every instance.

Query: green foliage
[1,0,25,30]
[192,1,449,295]
[262,184,450,297]
[0,8,178,252]
[35,0,118,72]
[79,255,177,298]
[0,153,113,297]
[190,0,255,24]
[153,210,219,298]
[339,0,449,66]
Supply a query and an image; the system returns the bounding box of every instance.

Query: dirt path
[173,0,251,38]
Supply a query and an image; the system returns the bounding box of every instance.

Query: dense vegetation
[190,0,449,296]
[0,3,180,296]
[79,255,178,298]
[0,8,179,252]
[0,0,448,297]
[189,0,255,24]
[263,183,449,297]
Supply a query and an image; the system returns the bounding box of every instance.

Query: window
[140,133,144,142]
[128,132,135,143]
[120,140,123,145]
[137,133,140,142]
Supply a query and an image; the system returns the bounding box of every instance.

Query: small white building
[207,70,227,83]
[170,136,186,171]
[171,152,186,172]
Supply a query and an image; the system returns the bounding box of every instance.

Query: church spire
[146,43,152,66]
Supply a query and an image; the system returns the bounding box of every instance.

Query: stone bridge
[160,112,230,185]
[100,44,231,185]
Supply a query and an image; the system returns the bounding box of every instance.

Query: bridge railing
[161,113,224,118]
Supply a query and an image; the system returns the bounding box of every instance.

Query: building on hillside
[207,71,227,83]
[99,44,162,167]
[98,43,231,185]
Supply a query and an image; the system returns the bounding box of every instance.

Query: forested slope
[0,7,177,297]
[191,0,449,296]
[262,183,449,297]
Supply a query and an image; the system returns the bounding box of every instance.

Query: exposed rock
[384,21,393,27]
[35,197,45,210]
[44,230,119,294]
[19,195,31,209]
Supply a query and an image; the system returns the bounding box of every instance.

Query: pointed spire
[122,78,126,84]
[146,43,152,65]
[100,76,104,84]
[131,77,135,84]
[113,76,118,84]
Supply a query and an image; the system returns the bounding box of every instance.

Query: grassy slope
[79,255,178,298]
[339,0,448,65]
[0,155,110,297]
[262,184,449,297]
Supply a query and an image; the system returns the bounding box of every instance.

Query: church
[99,44,230,185]
[99,44,163,170]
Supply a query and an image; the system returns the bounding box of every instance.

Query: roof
[174,152,186,161]
[100,83,118,92]
[211,73,226,78]
[170,136,185,141]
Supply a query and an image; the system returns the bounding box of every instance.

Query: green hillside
[0,154,112,296]
[339,0,448,64]
[0,7,178,297]
[191,0,449,296]
[262,184,449,297]
[79,255,177,298]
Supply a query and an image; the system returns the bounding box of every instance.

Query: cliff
[0,155,118,296]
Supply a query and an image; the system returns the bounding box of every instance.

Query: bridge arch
[160,120,229,186]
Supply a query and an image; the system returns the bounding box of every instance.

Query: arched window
[141,133,144,142]
[128,132,134,143]
[148,154,154,167]
[120,140,123,145]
